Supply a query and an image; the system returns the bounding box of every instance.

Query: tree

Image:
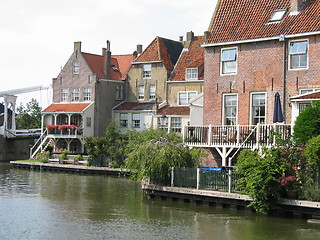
[16,98,41,129]
[293,101,320,145]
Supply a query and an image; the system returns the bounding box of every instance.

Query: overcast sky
[0,0,216,108]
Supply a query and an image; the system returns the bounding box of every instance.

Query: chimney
[186,31,194,41]
[291,0,305,13]
[74,42,81,58]
[137,44,143,54]
[204,31,210,41]
[103,40,112,79]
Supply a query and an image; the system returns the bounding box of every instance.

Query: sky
[0,0,217,109]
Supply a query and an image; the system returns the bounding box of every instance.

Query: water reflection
[0,163,320,240]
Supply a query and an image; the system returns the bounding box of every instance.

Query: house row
[34,0,320,167]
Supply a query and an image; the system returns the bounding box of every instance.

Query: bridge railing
[2,128,42,138]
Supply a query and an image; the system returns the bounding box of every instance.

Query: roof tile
[42,103,91,113]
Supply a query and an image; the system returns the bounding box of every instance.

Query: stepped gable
[171,36,204,81]
[206,0,320,44]
[134,37,183,72]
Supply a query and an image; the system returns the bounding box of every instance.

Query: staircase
[30,129,50,159]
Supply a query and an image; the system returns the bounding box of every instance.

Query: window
[73,62,80,74]
[116,85,123,100]
[171,117,182,133]
[300,88,320,95]
[132,113,140,128]
[83,88,91,101]
[86,117,91,127]
[60,88,68,102]
[223,94,237,125]
[138,85,144,100]
[72,88,80,102]
[186,68,198,80]
[289,40,308,69]
[149,84,156,100]
[299,103,310,113]
[251,93,266,125]
[120,113,128,127]
[270,9,286,22]
[143,64,151,78]
[221,48,237,75]
[158,116,168,132]
[178,91,197,105]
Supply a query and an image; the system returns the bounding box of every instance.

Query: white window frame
[178,91,197,106]
[170,117,182,133]
[60,88,68,102]
[250,92,267,125]
[138,85,144,100]
[73,61,80,74]
[299,88,320,95]
[149,84,156,101]
[72,88,80,102]
[83,88,91,101]
[116,85,124,100]
[288,39,308,70]
[270,9,286,22]
[120,113,128,128]
[186,68,198,80]
[220,47,237,75]
[143,64,151,79]
[132,113,140,128]
[222,93,238,125]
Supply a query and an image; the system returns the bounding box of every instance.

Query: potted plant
[46,124,58,134]
[279,175,298,199]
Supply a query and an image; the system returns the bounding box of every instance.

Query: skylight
[270,9,287,22]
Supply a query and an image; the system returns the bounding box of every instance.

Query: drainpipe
[280,34,286,122]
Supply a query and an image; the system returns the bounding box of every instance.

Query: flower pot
[286,190,298,199]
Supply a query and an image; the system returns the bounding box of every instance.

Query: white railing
[3,128,41,138]
[184,123,292,148]
[30,129,49,158]
[46,128,83,138]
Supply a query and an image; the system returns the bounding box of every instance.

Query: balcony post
[256,123,260,149]
[208,125,212,145]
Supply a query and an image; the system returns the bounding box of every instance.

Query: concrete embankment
[142,181,320,219]
[10,161,130,176]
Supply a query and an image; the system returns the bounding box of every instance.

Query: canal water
[1,163,320,240]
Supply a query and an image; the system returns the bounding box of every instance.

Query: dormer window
[186,68,198,80]
[270,9,286,22]
[73,61,80,74]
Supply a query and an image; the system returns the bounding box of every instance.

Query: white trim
[288,39,309,70]
[202,31,320,47]
[167,80,204,83]
[177,91,198,106]
[220,47,238,76]
[249,92,267,125]
[222,93,238,125]
[132,60,162,65]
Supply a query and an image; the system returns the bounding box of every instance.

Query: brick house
[113,36,184,132]
[32,41,134,156]
[185,0,320,166]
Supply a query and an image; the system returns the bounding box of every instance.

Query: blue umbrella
[273,92,284,123]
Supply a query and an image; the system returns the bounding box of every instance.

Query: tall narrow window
[132,113,140,128]
[289,40,308,69]
[72,88,80,102]
[178,91,197,105]
[60,88,68,102]
[83,88,91,101]
[171,117,182,133]
[221,48,237,75]
[73,61,80,74]
[138,85,144,100]
[86,117,92,127]
[251,93,266,125]
[143,64,151,78]
[223,94,237,125]
[120,113,128,127]
[149,84,156,100]
[186,68,198,80]
[116,85,123,100]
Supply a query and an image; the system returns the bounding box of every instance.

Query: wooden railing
[184,124,292,149]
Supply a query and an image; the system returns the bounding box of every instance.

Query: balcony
[184,124,292,149]
[45,124,83,138]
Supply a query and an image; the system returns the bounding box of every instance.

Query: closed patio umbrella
[273,92,284,123]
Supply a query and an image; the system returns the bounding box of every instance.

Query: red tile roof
[113,102,155,111]
[171,36,204,81]
[42,103,91,113]
[206,0,320,44]
[134,37,183,72]
[290,90,320,100]
[155,106,190,116]
[82,52,133,80]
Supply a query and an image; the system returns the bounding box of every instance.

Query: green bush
[236,148,284,213]
[293,101,320,145]
[303,135,320,187]
[302,186,320,201]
